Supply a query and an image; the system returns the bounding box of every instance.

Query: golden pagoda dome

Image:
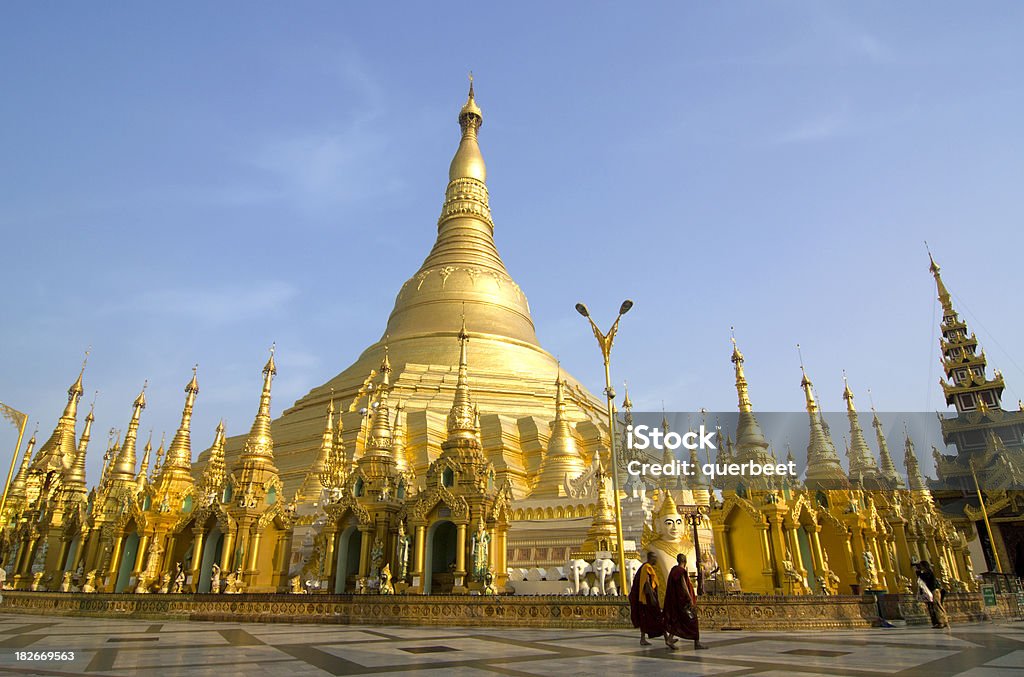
[211,79,606,501]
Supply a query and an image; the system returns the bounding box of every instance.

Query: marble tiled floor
[0,613,1021,676]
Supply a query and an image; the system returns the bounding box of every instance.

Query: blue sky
[1,2,1022,485]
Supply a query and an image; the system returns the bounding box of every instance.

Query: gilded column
[454,522,467,592]
[358,526,373,578]
[323,528,337,583]
[892,522,914,581]
[787,524,805,574]
[133,534,150,574]
[162,534,178,573]
[757,524,775,591]
[190,530,205,585]
[220,530,235,570]
[247,530,262,571]
[712,525,731,574]
[495,525,509,590]
[843,529,858,592]
[412,525,426,593]
[770,516,788,584]
[56,539,71,575]
[108,535,125,591]
[809,526,825,577]
[18,537,38,576]
[71,530,88,572]
[80,529,98,573]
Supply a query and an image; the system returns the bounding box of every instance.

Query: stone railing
[1,591,1015,630]
[877,592,1021,625]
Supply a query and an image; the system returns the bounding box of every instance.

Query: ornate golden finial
[317,395,340,489]
[69,347,90,401]
[459,72,482,127]
[444,316,478,443]
[136,432,153,491]
[798,349,816,413]
[622,381,633,411]
[903,429,929,494]
[379,340,392,387]
[842,371,855,411]
[925,245,954,313]
[450,76,485,182]
[160,367,200,481]
[152,431,165,477]
[109,382,148,482]
[198,421,227,500]
[243,345,277,460]
[731,330,752,413]
[265,343,277,377]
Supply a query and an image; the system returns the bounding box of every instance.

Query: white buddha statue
[642,492,692,604]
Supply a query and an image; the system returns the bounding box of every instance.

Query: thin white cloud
[854,34,892,64]
[104,281,298,325]
[771,111,849,145]
[250,125,398,207]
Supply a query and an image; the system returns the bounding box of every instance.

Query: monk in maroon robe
[629,552,676,648]
[664,553,708,650]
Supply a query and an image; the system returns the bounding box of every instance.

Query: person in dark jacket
[915,560,949,628]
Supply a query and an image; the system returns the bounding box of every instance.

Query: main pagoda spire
[380,77,541,348]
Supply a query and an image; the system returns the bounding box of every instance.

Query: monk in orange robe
[629,552,676,648]
[664,553,708,650]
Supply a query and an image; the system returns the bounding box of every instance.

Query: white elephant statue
[526,567,547,582]
[592,558,616,595]
[566,559,592,595]
[607,577,619,596]
[625,558,642,586]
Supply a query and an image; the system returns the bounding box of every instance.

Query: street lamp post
[683,506,708,595]
[576,299,633,595]
[0,403,28,522]
[969,458,1003,574]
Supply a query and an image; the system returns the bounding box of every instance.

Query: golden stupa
[214,78,608,505]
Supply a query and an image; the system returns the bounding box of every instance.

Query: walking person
[664,553,708,650]
[629,552,676,649]
[915,560,949,628]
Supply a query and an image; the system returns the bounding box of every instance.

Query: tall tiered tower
[928,254,1024,576]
